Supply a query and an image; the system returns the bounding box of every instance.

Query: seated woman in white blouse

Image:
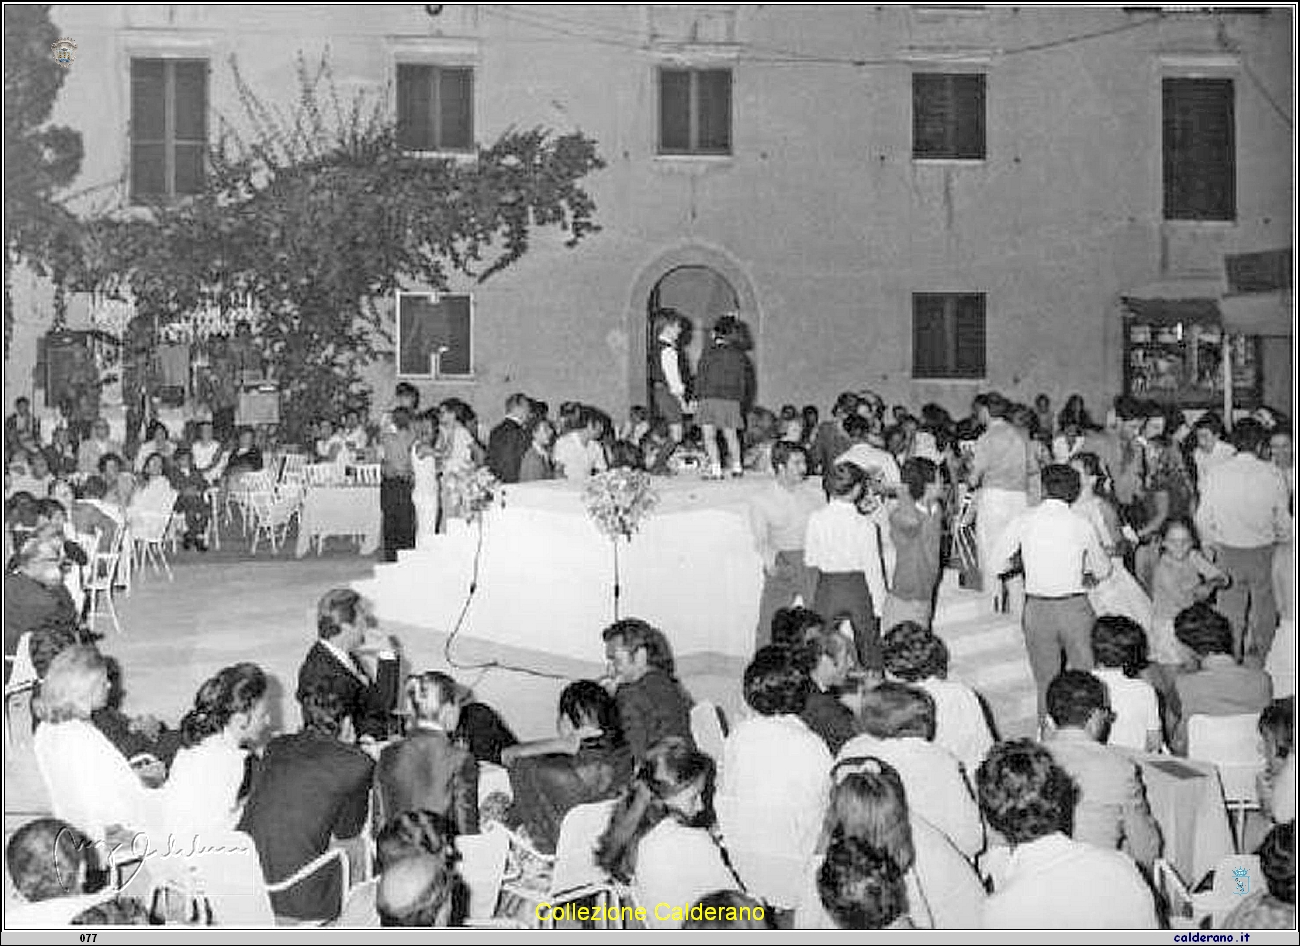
[595,737,739,930]
[32,646,159,850]
[796,756,986,929]
[1089,616,1163,753]
[126,452,177,533]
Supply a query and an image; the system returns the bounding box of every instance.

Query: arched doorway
[645,266,740,420]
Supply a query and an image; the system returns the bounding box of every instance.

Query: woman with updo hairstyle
[805,461,887,670]
[164,662,270,834]
[595,736,740,929]
[795,755,984,929]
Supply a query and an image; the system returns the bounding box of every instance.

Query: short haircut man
[376,854,460,927]
[858,682,936,741]
[1041,463,1082,504]
[881,621,949,682]
[1173,603,1234,657]
[743,644,812,717]
[1046,670,1108,730]
[976,739,1077,845]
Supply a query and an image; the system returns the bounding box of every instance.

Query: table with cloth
[295,484,381,557]
[358,476,775,661]
[1127,751,1235,886]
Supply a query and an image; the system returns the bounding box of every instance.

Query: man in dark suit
[297,589,401,741]
[238,679,375,923]
[485,392,533,484]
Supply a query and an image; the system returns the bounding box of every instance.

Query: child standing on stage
[694,314,752,480]
[805,462,887,670]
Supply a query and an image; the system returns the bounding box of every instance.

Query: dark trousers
[756,550,818,649]
[813,570,880,670]
[1023,594,1095,717]
[1216,544,1278,660]
[175,494,211,539]
[380,476,416,562]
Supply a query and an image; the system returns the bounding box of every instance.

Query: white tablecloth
[1132,752,1235,886]
[296,485,381,557]
[363,475,770,661]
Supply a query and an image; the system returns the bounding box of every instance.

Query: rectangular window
[1163,77,1235,221]
[396,292,473,377]
[397,64,475,152]
[130,59,208,202]
[912,293,986,379]
[912,73,986,159]
[658,67,732,155]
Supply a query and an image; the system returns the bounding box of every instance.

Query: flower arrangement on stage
[584,468,660,541]
[443,466,500,522]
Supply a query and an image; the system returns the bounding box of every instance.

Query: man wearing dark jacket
[485,393,533,484]
[239,680,375,923]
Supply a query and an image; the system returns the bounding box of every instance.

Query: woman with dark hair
[805,462,887,670]
[1090,615,1162,753]
[1052,394,1095,464]
[165,662,270,834]
[976,740,1157,928]
[1071,451,1155,635]
[595,737,739,929]
[1257,697,1295,825]
[796,756,984,929]
[503,680,635,854]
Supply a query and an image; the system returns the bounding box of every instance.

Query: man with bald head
[376,854,462,927]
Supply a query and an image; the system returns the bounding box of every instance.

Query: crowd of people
[4,320,1297,928]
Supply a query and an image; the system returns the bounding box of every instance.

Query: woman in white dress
[411,411,440,549]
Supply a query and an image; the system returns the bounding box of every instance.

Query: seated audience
[976,740,1158,928]
[32,646,157,846]
[70,475,122,554]
[770,605,826,649]
[1171,603,1273,755]
[1257,698,1295,825]
[797,756,985,929]
[378,671,478,836]
[601,618,694,762]
[4,528,82,682]
[298,589,401,741]
[133,421,176,474]
[337,810,461,928]
[798,627,860,754]
[225,426,265,477]
[98,453,134,509]
[239,680,375,923]
[76,419,120,476]
[1220,822,1295,930]
[6,817,147,927]
[1042,671,1161,868]
[503,680,634,854]
[717,645,831,911]
[163,662,271,836]
[11,451,53,498]
[681,891,774,930]
[1090,615,1163,753]
[596,737,739,930]
[376,854,460,927]
[191,420,228,485]
[838,682,983,859]
[816,836,912,930]
[882,621,994,776]
[169,449,212,551]
[125,452,177,533]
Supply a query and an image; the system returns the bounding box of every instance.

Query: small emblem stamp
[1232,866,1250,896]
[51,37,77,68]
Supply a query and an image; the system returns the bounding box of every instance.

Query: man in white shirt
[1195,419,1291,661]
[837,682,984,860]
[993,463,1111,722]
[976,740,1158,929]
[553,407,605,481]
[748,443,825,647]
[649,310,692,444]
[1192,412,1238,484]
[717,646,831,911]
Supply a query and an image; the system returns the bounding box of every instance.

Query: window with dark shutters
[1163,77,1235,221]
[912,293,987,379]
[397,293,473,378]
[130,59,208,202]
[658,67,732,155]
[397,64,475,153]
[912,73,986,159]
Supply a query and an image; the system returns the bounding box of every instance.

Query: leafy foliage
[75,52,604,440]
[3,4,85,350]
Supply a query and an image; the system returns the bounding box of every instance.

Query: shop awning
[1120,278,1225,325]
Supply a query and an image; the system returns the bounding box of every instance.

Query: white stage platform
[353,477,777,663]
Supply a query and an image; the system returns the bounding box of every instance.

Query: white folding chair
[4,632,38,751]
[206,489,222,551]
[130,509,175,581]
[533,800,631,930]
[305,462,340,487]
[457,825,510,923]
[249,486,303,555]
[354,464,381,486]
[279,453,308,487]
[690,701,730,770]
[228,470,275,535]
[265,847,350,926]
[1187,713,1267,852]
[86,527,128,636]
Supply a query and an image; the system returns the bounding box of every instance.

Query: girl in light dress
[1070,452,1154,636]
[1148,518,1229,669]
[411,410,440,549]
